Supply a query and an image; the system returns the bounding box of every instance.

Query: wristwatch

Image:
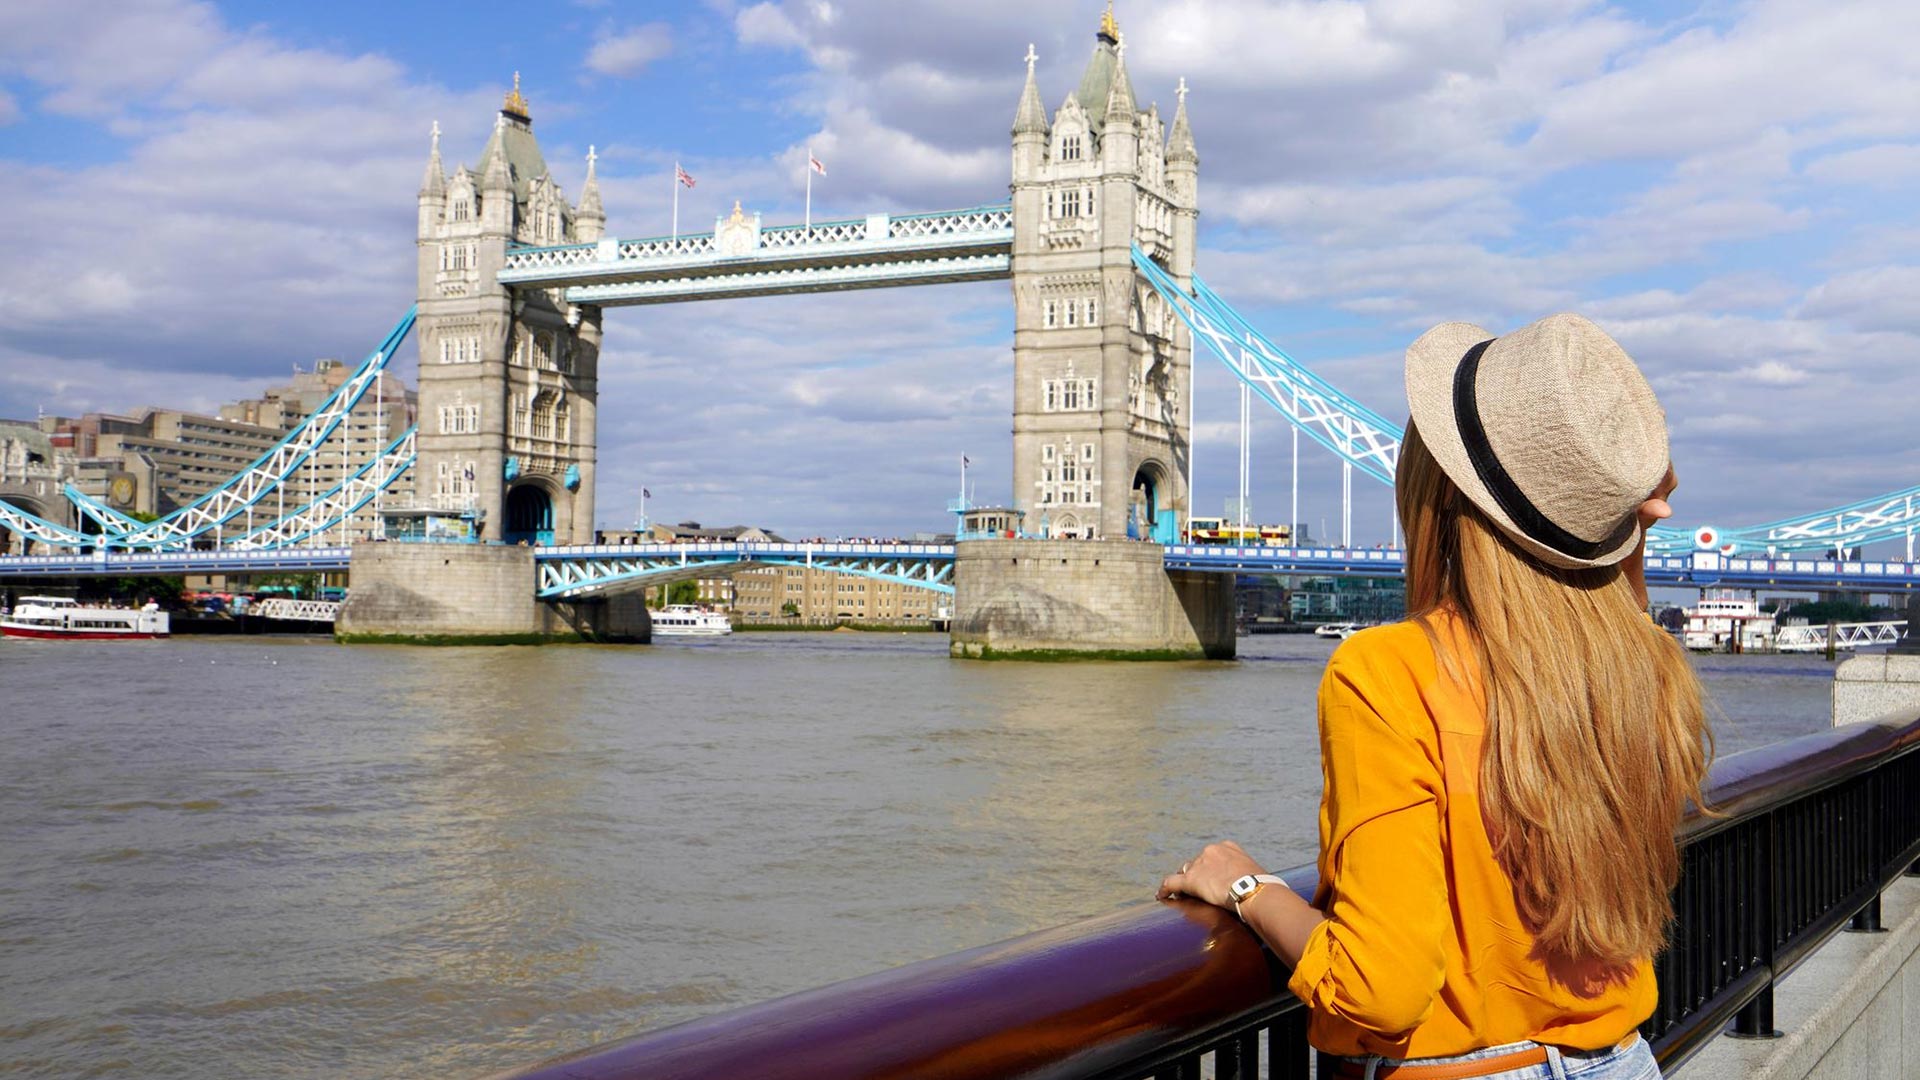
[1228,873,1286,921]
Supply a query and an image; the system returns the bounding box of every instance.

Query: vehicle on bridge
[1,596,169,640]
[1187,516,1291,546]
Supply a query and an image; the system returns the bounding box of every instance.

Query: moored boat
[651,604,732,637]
[1,597,170,640]
[1313,622,1357,639]
[1682,592,1773,652]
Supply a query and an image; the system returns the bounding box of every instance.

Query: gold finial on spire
[729,199,746,225]
[1099,1,1119,43]
[502,71,531,119]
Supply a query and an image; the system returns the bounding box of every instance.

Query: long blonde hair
[1396,423,1711,973]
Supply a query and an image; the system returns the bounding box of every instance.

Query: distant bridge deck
[495,205,1014,307]
[0,543,1915,594]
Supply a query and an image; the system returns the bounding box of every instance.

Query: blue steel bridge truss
[533,542,958,600]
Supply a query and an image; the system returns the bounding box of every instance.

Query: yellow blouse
[1285,613,1654,1058]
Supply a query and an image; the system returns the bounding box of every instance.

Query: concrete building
[413,77,602,545]
[223,361,417,544]
[731,564,944,625]
[1009,8,1197,541]
[45,409,281,517]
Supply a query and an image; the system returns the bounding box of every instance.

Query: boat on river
[1682,593,1774,652]
[651,604,732,637]
[1313,622,1361,639]
[1,596,170,640]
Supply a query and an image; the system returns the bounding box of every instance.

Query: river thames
[0,632,1843,1078]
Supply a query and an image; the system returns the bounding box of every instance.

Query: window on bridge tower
[531,393,556,441]
[452,198,470,222]
[1060,135,1082,162]
[1044,381,1057,410]
[1059,189,1081,219]
[1044,300,1057,329]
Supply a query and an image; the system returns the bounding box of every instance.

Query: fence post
[1730,809,1783,1039]
[1847,893,1885,933]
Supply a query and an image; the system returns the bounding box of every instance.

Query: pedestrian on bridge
[1161,314,1707,1080]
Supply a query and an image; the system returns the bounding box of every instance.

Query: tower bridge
[1,8,1918,649]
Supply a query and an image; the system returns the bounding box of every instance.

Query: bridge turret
[479,116,515,238]
[1098,40,1137,176]
[1164,81,1198,282]
[1011,45,1049,180]
[417,121,446,241]
[576,145,605,244]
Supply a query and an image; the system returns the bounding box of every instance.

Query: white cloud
[1737,360,1810,386]
[736,2,805,50]
[1803,143,1920,189]
[0,87,18,125]
[585,23,674,78]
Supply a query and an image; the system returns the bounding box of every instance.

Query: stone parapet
[1832,654,1920,727]
[337,542,648,644]
[949,538,1232,660]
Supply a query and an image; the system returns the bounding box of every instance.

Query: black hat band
[1451,339,1638,562]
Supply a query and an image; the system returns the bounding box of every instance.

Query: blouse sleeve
[1285,640,1450,1038]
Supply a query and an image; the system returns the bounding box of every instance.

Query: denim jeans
[1344,1035,1660,1080]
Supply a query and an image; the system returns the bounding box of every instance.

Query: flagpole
[805,145,813,229]
[672,161,680,240]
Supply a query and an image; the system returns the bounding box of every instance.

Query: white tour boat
[651,604,733,637]
[1,596,170,640]
[1682,593,1774,653]
[1314,622,1359,639]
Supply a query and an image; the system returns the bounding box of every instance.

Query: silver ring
[1180,862,1191,874]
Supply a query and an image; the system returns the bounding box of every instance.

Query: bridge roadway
[3,543,1918,595]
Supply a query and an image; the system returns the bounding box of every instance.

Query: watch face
[1230,874,1260,901]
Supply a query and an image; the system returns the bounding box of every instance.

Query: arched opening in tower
[504,484,554,546]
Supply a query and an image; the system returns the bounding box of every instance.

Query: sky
[2,0,1918,547]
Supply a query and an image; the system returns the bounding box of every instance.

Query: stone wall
[1833,654,1920,726]
[949,538,1232,659]
[337,542,648,643]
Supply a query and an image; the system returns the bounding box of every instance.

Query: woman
[1160,314,1710,1080]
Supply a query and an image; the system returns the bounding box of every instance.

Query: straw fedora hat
[1404,313,1669,571]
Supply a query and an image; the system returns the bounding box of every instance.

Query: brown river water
[0,631,1844,1078]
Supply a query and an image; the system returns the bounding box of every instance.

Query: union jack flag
[675,164,697,189]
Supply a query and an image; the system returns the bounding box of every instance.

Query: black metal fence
[493,712,1920,1080]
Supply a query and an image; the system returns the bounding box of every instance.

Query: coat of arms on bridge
[716,200,761,257]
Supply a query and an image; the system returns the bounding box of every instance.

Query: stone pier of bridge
[948,538,1234,660]
[336,542,650,644]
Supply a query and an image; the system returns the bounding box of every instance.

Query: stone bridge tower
[414,76,602,544]
[1009,6,1198,542]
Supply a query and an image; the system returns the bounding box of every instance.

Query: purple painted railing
[492,712,1920,1080]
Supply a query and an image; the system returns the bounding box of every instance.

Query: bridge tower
[1009,7,1197,542]
[414,77,602,545]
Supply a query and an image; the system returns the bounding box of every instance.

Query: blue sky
[3,0,1919,549]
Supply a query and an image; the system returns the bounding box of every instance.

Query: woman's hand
[1157,840,1267,907]
[1623,465,1678,607]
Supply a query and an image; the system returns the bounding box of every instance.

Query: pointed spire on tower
[1104,31,1137,127]
[420,120,446,196]
[482,114,512,192]
[1013,43,1048,135]
[579,144,603,217]
[1168,76,1197,164]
